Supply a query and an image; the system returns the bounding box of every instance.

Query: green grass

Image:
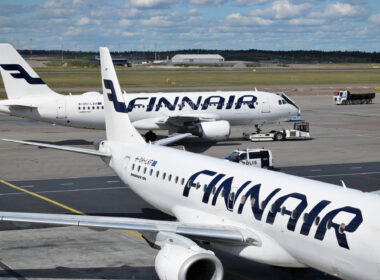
[0,71,379,93]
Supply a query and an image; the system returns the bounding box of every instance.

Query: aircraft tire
[274,133,285,141]
[145,131,157,142]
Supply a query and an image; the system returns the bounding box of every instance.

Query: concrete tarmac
[0,94,379,279]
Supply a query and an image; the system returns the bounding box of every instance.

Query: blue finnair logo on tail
[103,79,127,113]
[0,64,45,85]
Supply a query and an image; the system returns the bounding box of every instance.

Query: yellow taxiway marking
[0,179,143,239]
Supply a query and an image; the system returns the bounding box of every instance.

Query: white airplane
[2,47,379,280]
[0,43,300,141]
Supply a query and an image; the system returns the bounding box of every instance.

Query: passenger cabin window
[168,174,172,182]
[143,167,147,174]
[132,164,135,170]
[150,169,153,176]
[181,178,185,185]
[162,172,166,180]
[175,176,179,184]
[137,166,141,172]
[156,170,160,178]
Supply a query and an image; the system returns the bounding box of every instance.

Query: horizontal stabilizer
[2,139,111,157]
[0,99,38,108]
[153,133,192,146]
[0,211,260,245]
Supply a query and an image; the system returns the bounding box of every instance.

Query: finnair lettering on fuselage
[126,95,258,112]
[183,169,363,250]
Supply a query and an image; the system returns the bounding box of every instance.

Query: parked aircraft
[2,47,378,280]
[0,43,300,141]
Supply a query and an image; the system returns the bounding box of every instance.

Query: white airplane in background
[0,43,300,141]
[2,47,379,280]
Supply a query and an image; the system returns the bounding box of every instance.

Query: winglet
[99,47,145,143]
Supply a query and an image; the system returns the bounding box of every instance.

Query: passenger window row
[131,163,185,185]
[78,106,104,110]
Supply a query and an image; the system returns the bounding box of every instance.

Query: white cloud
[64,26,82,36]
[369,13,380,24]
[142,15,173,26]
[233,0,267,7]
[189,0,226,7]
[289,18,324,25]
[77,17,90,25]
[187,9,200,16]
[226,13,274,25]
[248,0,311,20]
[127,0,177,8]
[43,0,66,8]
[122,31,135,36]
[310,2,364,18]
[120,19,132,26]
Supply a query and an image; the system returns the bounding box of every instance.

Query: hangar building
[171,54,224,64]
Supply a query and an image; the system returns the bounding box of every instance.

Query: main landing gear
[145,130,157,142]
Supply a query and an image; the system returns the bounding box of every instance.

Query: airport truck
[243,122,311,142]
[333,90,375,105]
[225,148,273,169]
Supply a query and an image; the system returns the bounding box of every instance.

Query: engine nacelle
[93,139,105,150]
[155,243,223,280]
[194,121,231,141]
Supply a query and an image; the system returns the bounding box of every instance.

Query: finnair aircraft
[2,47,379,280]
[0,43,300,141]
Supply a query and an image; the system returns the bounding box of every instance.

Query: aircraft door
[56,98,66,119]
[261,96,270,113]
[122,156,131,181]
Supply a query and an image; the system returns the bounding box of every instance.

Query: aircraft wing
[152,133,192,146]
[163,114,220,127]
[2,139,111,157]
[0,212,260,245]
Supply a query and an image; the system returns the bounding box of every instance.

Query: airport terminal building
[171,54,224,64]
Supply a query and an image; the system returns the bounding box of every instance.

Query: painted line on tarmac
[318,134,380,139]
[60,182,74,186]
[0,179,142,240]
[308,109,380,117]
[0,179,84,215]
[0,186,129,196]
[306,171,380,178]
[0,260,25,280]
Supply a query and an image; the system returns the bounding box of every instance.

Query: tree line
[19,48,380,63]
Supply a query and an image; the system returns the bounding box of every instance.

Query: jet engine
[192,120,231,141]
[93,139,105,150]
[155,243,223,280]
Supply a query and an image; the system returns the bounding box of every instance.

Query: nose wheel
[144,130,157,142]
[255,124,262,133]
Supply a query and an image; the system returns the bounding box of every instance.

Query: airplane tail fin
[0,43,58,99]
[100,47,145,143]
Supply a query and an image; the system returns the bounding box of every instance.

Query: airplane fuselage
[0,91,299,130]
[102,141,380,280]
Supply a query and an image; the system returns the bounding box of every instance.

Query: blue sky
[0,0,379,51]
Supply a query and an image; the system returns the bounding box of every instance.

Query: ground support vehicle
[243,122,311,142]
[333,90,375,105]
[224,148,273,169]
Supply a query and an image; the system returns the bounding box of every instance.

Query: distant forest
[19,49,380,63]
